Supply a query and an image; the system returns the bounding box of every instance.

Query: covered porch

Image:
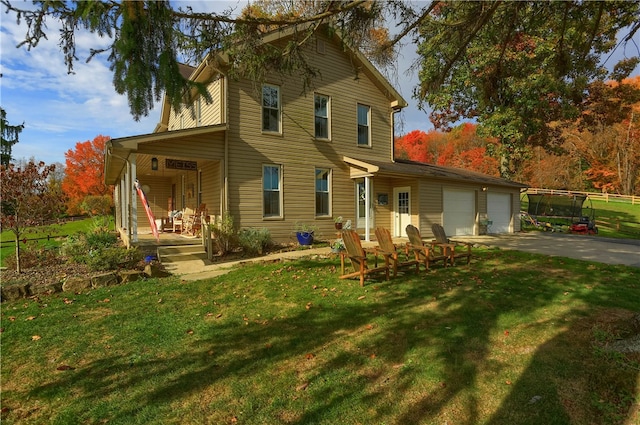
[105,125,227,247]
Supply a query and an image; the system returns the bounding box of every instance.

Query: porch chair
[174,207,194,233]
[405,224,449,270]
[374,227,420,277]
[339,229,390,286]
[431,223,472,266]
[183,204,207,236]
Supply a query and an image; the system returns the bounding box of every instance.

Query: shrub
[81,195,113,216]
[238,227,271,256]
[60,220,141,271]
[212,214,237,255]
[84,246,142,271]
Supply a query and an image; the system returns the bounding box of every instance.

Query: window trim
[314,93,331,140]
[262,164,283,219]
[315,167,331,217]
[357,103,371,146]
[262,84,281,134]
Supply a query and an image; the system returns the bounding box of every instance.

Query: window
[263,164,282,217]
[314,94,330,139]
[357,104,370,146]
[315,168,330,216]
[262,84,280,132]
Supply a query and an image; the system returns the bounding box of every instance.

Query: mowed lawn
[1,249,639,424]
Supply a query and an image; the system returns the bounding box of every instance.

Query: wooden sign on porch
[165,159,198,170]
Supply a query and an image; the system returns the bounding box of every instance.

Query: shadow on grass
[23,250,640,424]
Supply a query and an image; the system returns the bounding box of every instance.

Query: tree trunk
[14,233,21,274]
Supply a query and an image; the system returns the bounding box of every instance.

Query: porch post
[130,154,138,243]
[364,176,371,241]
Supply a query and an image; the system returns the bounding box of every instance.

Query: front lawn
[1,250,639,424]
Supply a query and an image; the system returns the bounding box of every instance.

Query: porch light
[151,157,158,171]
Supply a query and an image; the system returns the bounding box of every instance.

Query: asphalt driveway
[463,232,640,268]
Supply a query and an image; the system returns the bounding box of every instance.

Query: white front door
[393,187,411,237]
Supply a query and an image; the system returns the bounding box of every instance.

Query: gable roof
[344,157,528,189]
[155,22,407,132]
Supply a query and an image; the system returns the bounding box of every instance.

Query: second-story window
[262,84,281,133]
[314,94,330,139]
[357,104,370,146]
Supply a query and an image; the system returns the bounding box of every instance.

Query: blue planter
[296,231,314,246]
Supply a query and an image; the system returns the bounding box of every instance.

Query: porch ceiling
[105,124,226,185]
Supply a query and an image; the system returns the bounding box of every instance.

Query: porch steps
[157,245,209,274]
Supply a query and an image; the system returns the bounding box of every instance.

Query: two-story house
[104,25,526,246]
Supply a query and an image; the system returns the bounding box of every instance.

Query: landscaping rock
[62,276,92,293]
[119,270,144,283]
[91,272,120,288]
[31,282,63,296]
[144,264,170,278]
[1,283,30,301]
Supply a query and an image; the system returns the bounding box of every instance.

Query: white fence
[524,188,638,205]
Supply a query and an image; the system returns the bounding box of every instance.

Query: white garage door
[443,189,475,236]
[487,192,511,234]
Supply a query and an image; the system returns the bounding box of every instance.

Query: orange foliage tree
[62,135,112,215]
[395,123,499,177]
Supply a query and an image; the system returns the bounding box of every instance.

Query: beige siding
[224,34,397,241]
[134,176,173,230]
[200,161,222,217]
[167,78,224,131]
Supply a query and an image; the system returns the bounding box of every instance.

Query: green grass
[591,200,640,238]
[520,197,640,238]
[0,217,103,268]
[2,250,639,424]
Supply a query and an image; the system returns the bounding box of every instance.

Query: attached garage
[443,189,476,236]
[487,192,512,234]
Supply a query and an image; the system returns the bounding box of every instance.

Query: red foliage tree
[0,161,67,272]
[396,123,500,177]
[395,130,435,163]
[62,135,112,214]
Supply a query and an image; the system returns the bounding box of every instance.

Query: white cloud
[2,10,160,165]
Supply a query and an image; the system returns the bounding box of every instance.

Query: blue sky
[0,1,431,166]
[1,1,638,166]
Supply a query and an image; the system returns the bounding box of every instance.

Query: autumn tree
[0,161,66,272]
[394,130,436,163]
[416,1,640,179]
[1,107,24,167]
[62,135,112,215]
[396,123,500,176]
[4,0,638,135]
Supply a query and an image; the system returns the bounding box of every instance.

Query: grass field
[1,250,639,424]
[0,218,101,268]
[520,196,640,238]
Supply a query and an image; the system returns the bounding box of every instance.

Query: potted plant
[331,238,345,253]
[334,216,343,230]
[294,222,316,246]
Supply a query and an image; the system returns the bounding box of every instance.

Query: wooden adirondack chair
[431,223,472,265]
[405,224,449,269]
[339,229,390,286]
[374,227,420,277]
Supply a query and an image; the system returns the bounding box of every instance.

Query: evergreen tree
[0,107,24,167]
[3,0,639,176]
